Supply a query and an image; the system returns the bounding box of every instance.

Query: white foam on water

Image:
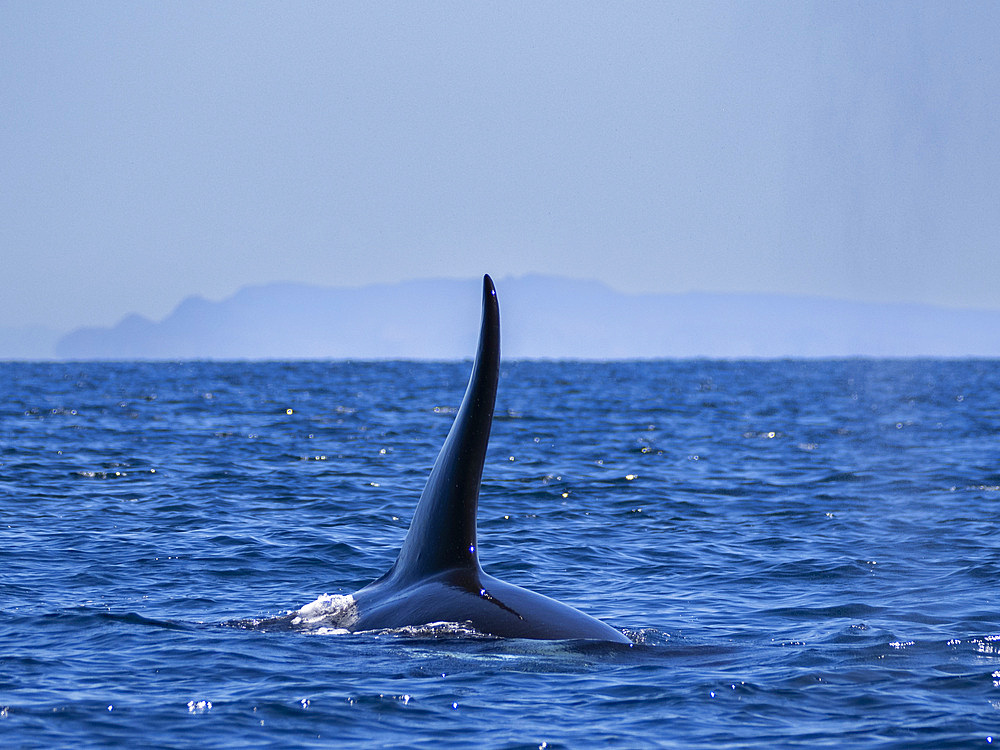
[371,621,489,639]
[290,593,359,632]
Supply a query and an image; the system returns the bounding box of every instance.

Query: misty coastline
[6,276,998,361]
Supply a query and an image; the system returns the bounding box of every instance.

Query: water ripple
[2,360,999,748]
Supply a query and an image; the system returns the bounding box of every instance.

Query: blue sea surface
[2,359,999,748]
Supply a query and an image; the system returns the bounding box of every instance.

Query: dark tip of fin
[392,274,500,580]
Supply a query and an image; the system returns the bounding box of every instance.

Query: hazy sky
[3,2,998,331]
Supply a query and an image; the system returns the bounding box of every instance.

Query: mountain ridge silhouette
[48,275,1000,359]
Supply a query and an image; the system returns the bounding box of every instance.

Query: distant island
[5,275,1000,360]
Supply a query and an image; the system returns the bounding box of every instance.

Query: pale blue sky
[3,1,998,331]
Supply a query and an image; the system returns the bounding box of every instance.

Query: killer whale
[339,275,629,643]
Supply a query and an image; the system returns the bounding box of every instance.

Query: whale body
[303,275,629,643]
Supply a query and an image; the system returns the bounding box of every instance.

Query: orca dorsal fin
[391,274,500,581]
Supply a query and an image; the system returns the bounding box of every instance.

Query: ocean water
[2,359,999,749]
